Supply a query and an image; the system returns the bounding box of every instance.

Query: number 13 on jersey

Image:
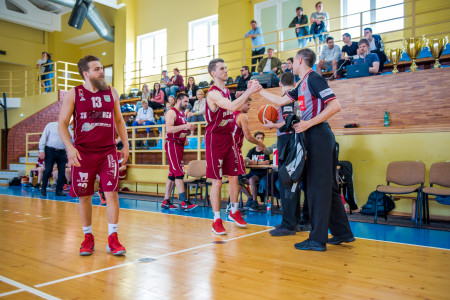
[92,97,102,108]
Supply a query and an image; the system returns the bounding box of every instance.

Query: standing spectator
[336,33,359,78]
[316,37,340,76]
[364,28,387,72]
[310,2,330,44]
[185,76,199,107]
[186,89,206,122]
[132,99,156,146]
[150,83,165,107]
[160,70,170,88]
[141,83,151,100]
[352,38,380,75]
[245,20,266,73]
[43,52,54,93]
[165,68,185,97]
[37,52,47,88]
[39,121,69,197]
[257,48,282,75]
[289,7,309,48]
[235,66,252,98]
[281,62,288,73]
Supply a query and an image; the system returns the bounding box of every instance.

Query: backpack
[9,177,21,186]
[361,191,395,216]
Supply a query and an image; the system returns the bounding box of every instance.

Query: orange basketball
[258,104,278,124]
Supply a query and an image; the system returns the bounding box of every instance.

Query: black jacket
[236,74,252,91]
[288,15,309,36]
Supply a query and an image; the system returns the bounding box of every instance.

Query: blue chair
[201,138,205,149]
[184,137,198,149]
[417,47,433,59]
[380,72,393,75]
[148,138,163,150]
[442,44,450,56]
[312,64,317,71]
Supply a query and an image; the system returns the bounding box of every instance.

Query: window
[137,29,167,77]
[342,0,404,38]
[188,15,218,69]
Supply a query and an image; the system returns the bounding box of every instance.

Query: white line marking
[0,275,60,300]
[14,212,20,213]
[3,209,9,211]
[15,220,26,223]
[355,236,450,251]
[41,217,52,220]
[36,215,42,217]
[25,213,30,215]
[0,289,23,297]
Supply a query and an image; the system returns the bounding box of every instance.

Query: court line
[0,288,23,297]
[0,275,60,299]
[355,236,450,251]
[34,228,271,288]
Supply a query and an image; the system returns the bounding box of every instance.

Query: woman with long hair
[141,84,151,100]
[43,52,54,93]
[150,83,165,108]
[185,76,199,106]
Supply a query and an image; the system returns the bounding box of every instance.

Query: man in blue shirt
[352,38,380,75]
[245,20,265,72]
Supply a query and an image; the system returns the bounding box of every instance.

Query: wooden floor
[1,194,449,299]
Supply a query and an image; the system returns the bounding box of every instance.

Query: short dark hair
[295,48,316,68]
[208,58,225,75]
[242,66,249,72]
[358,38,370,47]
[254,131,265,138]
[78,55,100,80]
[326,36,334,43]
[267,48,274,52]
[315,1,322,8]
[287,57,294,63]
[176,93,188,101]
[296,7,303,11]
[364,27,373,33]
[250,20,257,25]
[280,72,295,87]
[343,33,351,39]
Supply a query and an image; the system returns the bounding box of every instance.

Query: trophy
[404,38,423,72]
[389,48,401,74]
[427,38,445,69]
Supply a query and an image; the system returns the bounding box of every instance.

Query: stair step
[0,179,10,184]
[0,170,24,180]
[9,164,26,171]
[20,157,38,164]
[28,152,39,157]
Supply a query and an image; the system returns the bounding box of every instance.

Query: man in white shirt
[39,121,70,197]
[316,37,341,76]
[132,99,156,147]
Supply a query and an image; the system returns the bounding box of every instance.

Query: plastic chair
[183,160,208,204]
[421,162,450,225]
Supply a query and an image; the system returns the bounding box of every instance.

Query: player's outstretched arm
[112,87,129,165]
[259,89,292,106]
[238,114,265,151]
[58,88,81,167]
[209,80,262,112]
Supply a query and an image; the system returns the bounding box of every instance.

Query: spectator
[42,52,54,93]
[141,83,151,100]
[310,1,330,44]
[336,33,359,78]
[160,70,170,88]
[165,68,185,97]
[281,62,288,73]
[257,48,282,75]
[286,57,294,73]
[289,7,309,48]
[364,27,387,72]
[243,131,270,211]
[132,99,156,146]
[353,38,380,75]
[235,66,252,98]
[244,20,266,72]
[36,52,46,88]
[185,76,199,106]
[150,83,165,107]
[166,95,175,110]
[186,89,206,122]
[25,156,44,188]
[316,37,340,76]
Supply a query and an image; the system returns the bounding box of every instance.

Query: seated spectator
[150,83,165,109]
[160,70,170,88]
[166,95,175,110]
[26,156,44,188]
[141,83,151,100]
[257,48,282,75]
[289,7,309,48]
[281,62,287,73]
[132,99,156,145]
[186,89,206,122]
[242,131,270,211]
[336,33,359,78]
[352,38,380,75]
[286,57,294,73]
[165,68,185,97]
[235,66,252,98]
[364,27,387,72]
[185,76,199,106]
[310,1,329,44]
[316,37,340,76]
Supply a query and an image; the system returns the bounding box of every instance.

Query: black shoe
[275,224,302,232]
[40,189,47,197]
[299,223,312,232]
[55,191,67,197]
[294,239,327,251]
[327,236,355,245]
[34,183,41,189]
[270,227,296,236]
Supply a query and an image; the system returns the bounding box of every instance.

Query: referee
[259,48,354,251]
[39,121,69,197]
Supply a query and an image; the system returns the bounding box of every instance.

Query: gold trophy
[389,48,401,74]
[428,38,445,69]
[404,38,423,72]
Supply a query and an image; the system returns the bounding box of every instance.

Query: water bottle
[266,199,272,216]
[384,111,390,127]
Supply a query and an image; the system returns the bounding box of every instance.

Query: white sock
[213,211,221,221]
[83,225,92,235]
[231,202,238,214]
[108,223,118,236]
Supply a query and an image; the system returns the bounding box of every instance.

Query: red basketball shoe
[106,232,126,256]
[181,200,198,211]
[161,200,178,209]
[212,218,227,235]
[228,210,247,228]
[80,233,95,256]
[97,191,106,205]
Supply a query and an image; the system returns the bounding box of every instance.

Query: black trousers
[337,59,352,76]
[251,47,265,73]
[304,123,353,243]
[41,146,67,193]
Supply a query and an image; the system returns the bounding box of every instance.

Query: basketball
[258,104,278,124]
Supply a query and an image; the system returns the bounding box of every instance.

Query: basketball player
[258,48,354,251]
[206,58,262,235]
[162,93,197,211]
[58,55,129,256]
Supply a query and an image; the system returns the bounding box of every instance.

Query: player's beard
[91,76,109,91]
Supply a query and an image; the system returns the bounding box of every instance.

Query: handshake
[246,79,263,93]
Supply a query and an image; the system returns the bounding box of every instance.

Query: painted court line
[355,236,450,251]
[0,275,60,299]
[0,288,23,297]
[34,228,271,288]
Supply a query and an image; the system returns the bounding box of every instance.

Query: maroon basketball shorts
[205,131,238,180]
[235,145,246,176]
[70,146,119,197]
[165,140,185,178]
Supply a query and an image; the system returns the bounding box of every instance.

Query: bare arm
[238,114,265,149]
[259,89,292,106]
[207,80,261,112]
[370,61,380,74]
[293,98,341,133]
[165,110,193,133]
[58,88,81,167]
[112,87,129,165]
[263,120,285,129]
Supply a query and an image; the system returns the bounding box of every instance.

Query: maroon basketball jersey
[233,111,244,149]
[73,85,116,151]
[205,85,234,134]
[165,107,187,145]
